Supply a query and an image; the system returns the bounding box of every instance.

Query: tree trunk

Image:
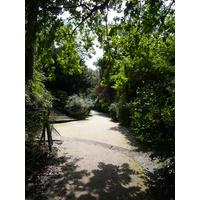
[25,0,38,81]
[25,47,34,81]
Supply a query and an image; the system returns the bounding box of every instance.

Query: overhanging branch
[70,0,110,38]
[42,2,92,12]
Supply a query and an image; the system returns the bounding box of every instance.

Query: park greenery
[94,0,175,161]
[26,0,175,197]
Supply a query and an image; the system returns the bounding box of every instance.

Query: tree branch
[42,2,92,12]
[70,0,110,38]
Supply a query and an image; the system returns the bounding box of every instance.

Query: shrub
[130,79,175,157]
[25,71,55,141]
[94,98,102,111]
[95,98,110,113]
[117,101,131,126]
[108,102,118,121]
[64,94,94,119]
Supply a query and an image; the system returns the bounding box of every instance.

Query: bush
[64,94,94,119]
[108,101,131,125]
[130,79,175,158]
[25,71,55,141]
[108,102,118,121]
[95,98,110,113]
[117,101,131,126]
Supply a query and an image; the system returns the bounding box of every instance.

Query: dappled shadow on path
[25,145,65,200]
[80,162,152,200]
[109,124,175,200]
[30,155,153,200]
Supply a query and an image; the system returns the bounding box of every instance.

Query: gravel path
[42,110,161,200]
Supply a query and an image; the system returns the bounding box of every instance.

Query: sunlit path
[41,110,155,200]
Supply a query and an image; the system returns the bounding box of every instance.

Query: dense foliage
[25,0,99,142]
[95,0,175,160]
[64,94,94,119]
[25,70,55,142]
[45,58,97,110]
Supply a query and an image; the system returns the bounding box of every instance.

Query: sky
[85,39,103,70]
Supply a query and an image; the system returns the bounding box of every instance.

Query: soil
[26,110,173,200]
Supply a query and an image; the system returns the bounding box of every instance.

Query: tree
[25,0,116,82]
[26,0,120,144]
[95,0,175,153]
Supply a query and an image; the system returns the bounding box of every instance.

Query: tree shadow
[27,153,154,200]
[25,145,65,199]
[26,154,90,200]
[41,156,91,200]
[109,124,175,200]
[81,162,153,200]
